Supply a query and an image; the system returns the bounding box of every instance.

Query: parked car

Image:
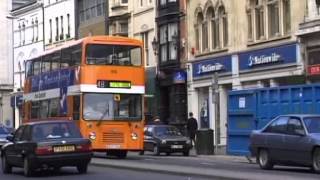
[249,114,320,173]
[1,120,92,176]
[0,125,10,148]
[140,125,192,156]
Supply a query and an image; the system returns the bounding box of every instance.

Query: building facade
[154,0,188,129]
[108,0,131,37]
[187,0,306,153]
[132,0,157,121]
[77,0,107,37]
[297,0,320,80]
[10,0,44,128]
[43,0,76,50]
[0,0,14,127]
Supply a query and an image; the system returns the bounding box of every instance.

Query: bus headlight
[161,140,167,144]
[131,133,138,140]
[89,132,96,140]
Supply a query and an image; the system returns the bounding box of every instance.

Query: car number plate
[171,145,183,149]
[53,145,75,153]
[107,144,121,149]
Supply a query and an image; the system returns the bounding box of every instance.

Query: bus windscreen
[86,44,142,66]
[83,93,142,121]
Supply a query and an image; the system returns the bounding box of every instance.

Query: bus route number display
[97,80,131,88]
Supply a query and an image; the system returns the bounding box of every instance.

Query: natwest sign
[308,65,320,75]
[248,53,281,67]
[239,43,297,71]
[192,55,232,78]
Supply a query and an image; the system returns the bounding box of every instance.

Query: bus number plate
[107,144,121,149]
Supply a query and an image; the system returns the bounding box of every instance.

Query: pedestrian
[151,116,163,125]
[187,112,198,147]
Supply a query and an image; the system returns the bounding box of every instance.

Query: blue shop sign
[192,55,232,78]
[239,43,297,70]
[173,70,187,84]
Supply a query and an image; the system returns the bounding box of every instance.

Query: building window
[55,17,59,41]
[159,23,178,63]
[22,22,26,45]
[18,23,21,45]
[159,0,176,6]
[168,23,178,61]
[219,6,228,48]
[202,17,208,52]
[160,25,167,63]
[247,0,290,43]
[60,16,64,40]
[267,0,279,37]
[120,22,128,35]
[35,18,39,41]
[195,4,228,54]
[283,0,291,34]
[255,2,265,40]
[49,19,52,43]
[141,32,149,66]
[247,9,253,41]
[79,0,105,23]
[195,12,203,53]
[32,19,35,42]
[67,14,70,38]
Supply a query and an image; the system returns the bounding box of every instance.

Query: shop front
[188,55,232,152]
[238,43,304,89]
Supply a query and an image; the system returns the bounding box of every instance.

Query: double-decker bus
[22,36,145,158]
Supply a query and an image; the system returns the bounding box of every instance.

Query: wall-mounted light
[152,37,158,56]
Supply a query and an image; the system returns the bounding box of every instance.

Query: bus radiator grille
[102,132,124,143]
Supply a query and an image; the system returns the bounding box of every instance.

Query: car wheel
[53,166,60,173]
[153,144,160,156]
[166,152,170,156]
[183,150,190,156]
[139,151,144,155]
[1,154,12,174]
[257,149,273,170]
[23,157,34,177]
[312,148,320,173]
[77,163,88,174]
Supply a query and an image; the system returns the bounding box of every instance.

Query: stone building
[10,0,44,128]
[0,0,14,127]
[43,0,76,50]
[297,0,320,80]
[186,0,307,153]
[132,0,157,120]
[77,0,107,37]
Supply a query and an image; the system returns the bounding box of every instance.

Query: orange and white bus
[22,36,145,158]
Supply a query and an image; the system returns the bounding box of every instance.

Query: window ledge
[195,48,228,58]
[247,35,291,46]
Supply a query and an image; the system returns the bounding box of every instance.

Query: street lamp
[151,37,158,56]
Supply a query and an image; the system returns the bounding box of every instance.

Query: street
[1,151,320,179]
[0,164,211,180]
[92,151,320,180]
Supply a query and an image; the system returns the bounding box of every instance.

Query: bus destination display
[97,80,131,88]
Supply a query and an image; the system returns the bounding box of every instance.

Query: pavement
[90,149,262,180]
[90,149,320,180]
